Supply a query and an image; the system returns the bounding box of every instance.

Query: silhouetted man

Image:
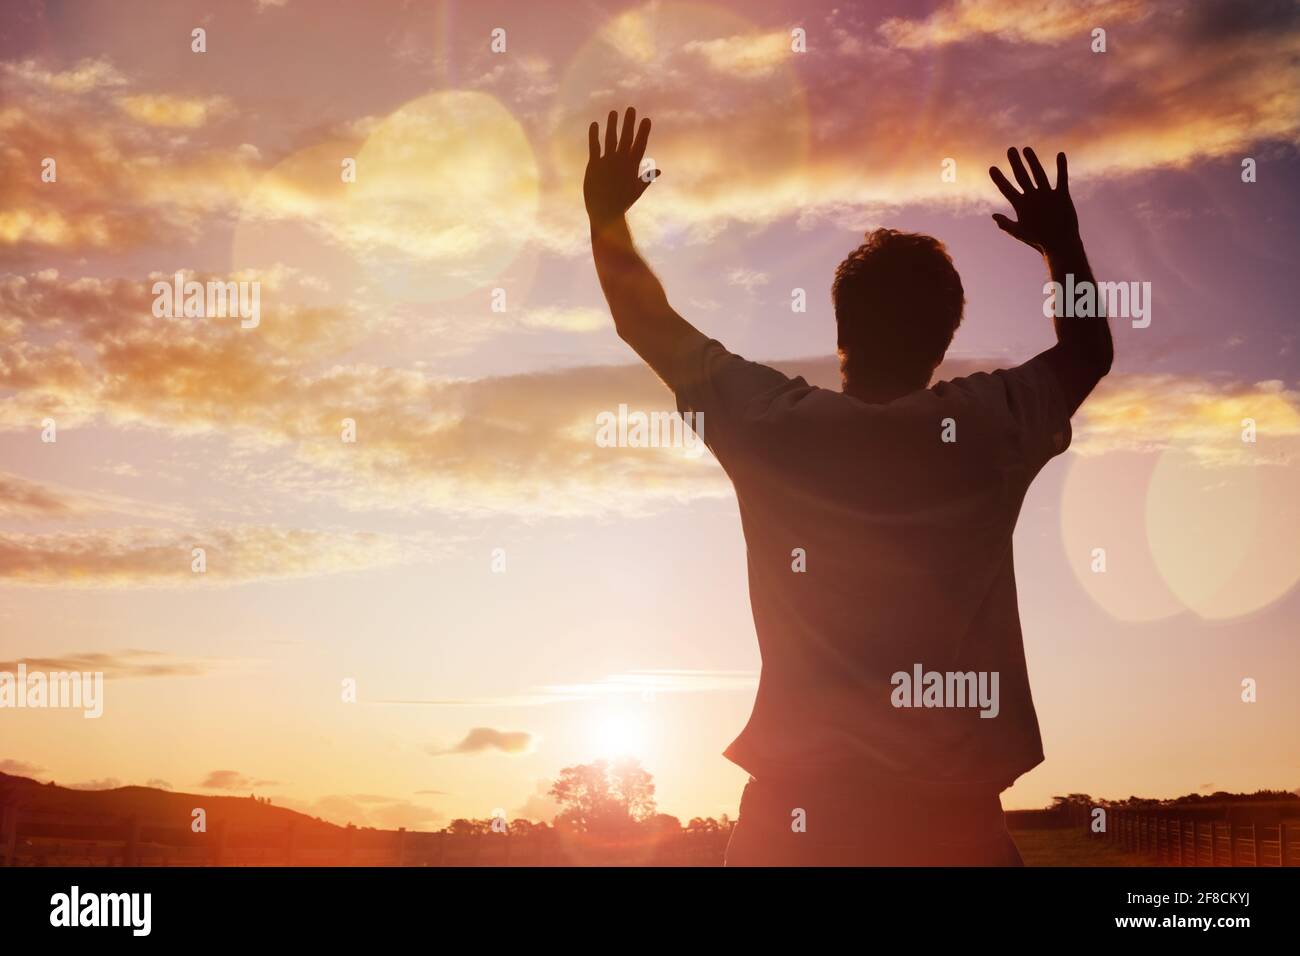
[585,108,1112,865]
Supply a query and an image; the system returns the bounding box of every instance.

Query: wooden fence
[1107,809,1299,866]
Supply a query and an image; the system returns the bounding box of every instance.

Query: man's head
[832,228,965,400]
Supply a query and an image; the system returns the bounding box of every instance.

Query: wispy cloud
[1,57,127,93]
[199,769,279,790]
[0,471,190,521]
[381,669,759,708]
[0,526,424,588]
[726,268,770,293]
[0,649,244,679]
[683,30,793,78]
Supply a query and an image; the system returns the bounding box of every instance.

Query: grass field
[1011,829,1146,867]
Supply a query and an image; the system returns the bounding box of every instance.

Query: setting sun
[590,706,651,758]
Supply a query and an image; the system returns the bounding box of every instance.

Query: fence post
[123,814,140,867]
[395,827,406,867]
[212,820,227,866]
[1281,823,1290,867]
[0,804,17,867]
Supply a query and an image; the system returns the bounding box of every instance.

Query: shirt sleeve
[668,336,795,462]
[990,351,1074,472]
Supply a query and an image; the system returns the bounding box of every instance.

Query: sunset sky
[1,0,1298,829]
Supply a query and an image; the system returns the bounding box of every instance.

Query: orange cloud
[683,30,794,78]
[430,728,538,756]
[0,525,423,587]
[1,57,126,93]
[544,0,1300,242]
[880,0,1147,48]
[3,2,1298,273]
[115,93,231,128]
[0,470,190,522]
[1073,375,1300,464]
[0,471,85,518]
[0,62,257,254]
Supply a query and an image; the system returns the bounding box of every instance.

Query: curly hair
[832,228,965,391]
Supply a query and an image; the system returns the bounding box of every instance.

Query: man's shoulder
[927,369,1023,416]
[930,368,1006,397]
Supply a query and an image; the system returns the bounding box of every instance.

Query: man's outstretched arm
[989,147,1113,415]
[585,108,706,382]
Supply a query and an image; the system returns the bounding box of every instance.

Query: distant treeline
[1007,790,1300,830]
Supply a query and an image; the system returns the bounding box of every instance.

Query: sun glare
[590,707,651,758]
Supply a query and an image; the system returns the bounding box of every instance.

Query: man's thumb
[992,213,1025,241]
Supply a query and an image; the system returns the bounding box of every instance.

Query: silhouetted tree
[446,818,492,836]
[609,758,656,820]
[508,819,549,835]
[645,813,682,833]
[548,758,656,833]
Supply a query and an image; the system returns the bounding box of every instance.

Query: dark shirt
[670,338,1072,792]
